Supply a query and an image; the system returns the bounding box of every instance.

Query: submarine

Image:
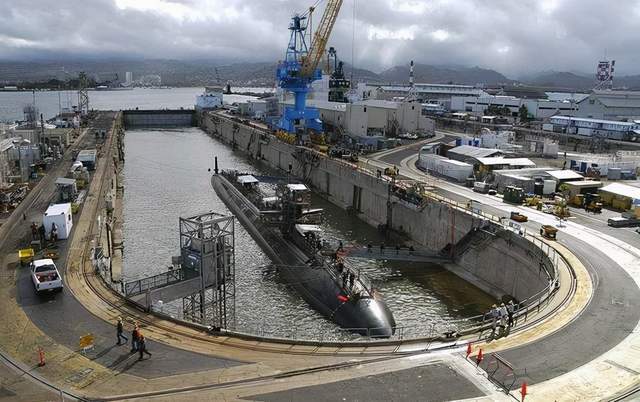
[211,161,396,338]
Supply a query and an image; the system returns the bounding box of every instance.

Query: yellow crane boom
[301,0,343,78]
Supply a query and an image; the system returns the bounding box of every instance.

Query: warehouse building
[599,183,640,210]
[450,95,577,120]
[358,83,489,107]
[575,90,640,120]
[545,116,640,140]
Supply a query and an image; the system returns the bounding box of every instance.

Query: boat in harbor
[211,163,396,338]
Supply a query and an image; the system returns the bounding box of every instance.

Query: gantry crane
[277,0,343,135]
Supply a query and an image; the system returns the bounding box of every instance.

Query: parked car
[31,259,63,294]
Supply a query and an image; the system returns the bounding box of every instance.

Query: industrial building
[575,90,640,120]
[568,153,640,177]
[446,145,504,165]
[545,116,640,140]
[599,183,640,210]
[278,97,435,149]
[450,95,577,120]
[357,83,489,107]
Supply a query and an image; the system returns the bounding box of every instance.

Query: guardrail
[123,268,185,297]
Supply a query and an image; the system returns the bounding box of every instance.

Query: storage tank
[543,180,557,195]
[534,182,544,196]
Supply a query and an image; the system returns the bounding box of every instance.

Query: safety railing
[123,268,184,298]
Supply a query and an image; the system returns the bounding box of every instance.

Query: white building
[282,98,435,139]
[451,95,577,119]
[575,90,640,120]
[358,83,489,108]
[124,72,133,87]
[547,116,640,140]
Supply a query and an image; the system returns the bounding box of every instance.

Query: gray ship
[211,163,396,338]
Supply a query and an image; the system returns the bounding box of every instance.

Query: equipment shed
[599,183,640,210]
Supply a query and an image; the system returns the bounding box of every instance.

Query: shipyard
[1,1,640,401]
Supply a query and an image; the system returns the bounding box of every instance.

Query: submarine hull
[212,174,396,337]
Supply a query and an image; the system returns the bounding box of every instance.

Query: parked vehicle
[510,211,528,223]
[473,182,490,194]
[31,259,63,294]
[540,225,558,239]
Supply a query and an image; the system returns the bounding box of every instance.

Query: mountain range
[2,59,640,92]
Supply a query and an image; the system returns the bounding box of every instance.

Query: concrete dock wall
[123,110,195,129]
[199,112,550,301]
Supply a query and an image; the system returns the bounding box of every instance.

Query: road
[367,139,640,386]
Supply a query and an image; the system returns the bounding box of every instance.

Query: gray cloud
[1,0,639,77]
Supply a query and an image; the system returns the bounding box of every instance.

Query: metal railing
[123,268,185,297]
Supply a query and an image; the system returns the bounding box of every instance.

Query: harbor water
[0,87,262,122]
[123,127,495,338]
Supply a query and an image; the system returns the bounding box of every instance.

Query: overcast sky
[1,0,639,77]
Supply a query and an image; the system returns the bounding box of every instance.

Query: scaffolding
[179,212,236,330]
[78,72,90,116]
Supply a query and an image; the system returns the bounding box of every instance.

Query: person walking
[507,300,515,328]
[489,304,498,336]
[116,317,128,345]
[499,303,508,330]
[131,324,140,353]
[138,334,152,360]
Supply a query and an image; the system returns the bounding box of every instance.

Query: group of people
[488,301,516,336]
[336,261,356,291]
[116,317,152,360]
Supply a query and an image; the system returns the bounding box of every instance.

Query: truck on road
[31,259,63,294]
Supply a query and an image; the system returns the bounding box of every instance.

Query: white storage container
[43,203,73,240]
[543,180,557,195]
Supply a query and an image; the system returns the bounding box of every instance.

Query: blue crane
[277,1,343,136]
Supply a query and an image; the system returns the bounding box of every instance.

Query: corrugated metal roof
[448,145,503,159]
[55,178,76,186]
[477,157,536,167]
[546,170,584,180]
[564,180,602,188]
[600,183,640,200]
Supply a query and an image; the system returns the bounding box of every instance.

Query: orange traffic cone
[466,343,472,359]
[520,381,527,401]
[476,348,483,366]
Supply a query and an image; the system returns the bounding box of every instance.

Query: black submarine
[211,161,396,338]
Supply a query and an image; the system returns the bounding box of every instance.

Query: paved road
[375,147,640,386]
[245,363,484,402]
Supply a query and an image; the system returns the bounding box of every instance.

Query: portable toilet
[43,203,73,240]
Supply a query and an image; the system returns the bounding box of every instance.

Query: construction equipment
[504,186,525,204]
[18,248,34,266]
[510,211,528,223]
[384,166,399,177]
[277,0,343,135]
[584,193,603,213]
[525,195,542,207]
[327,47,350,103]
[540,225,558,239]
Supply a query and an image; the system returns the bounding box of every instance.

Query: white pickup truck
[31,259,63,294]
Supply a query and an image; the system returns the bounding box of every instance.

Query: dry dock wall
[200,112,551,301]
